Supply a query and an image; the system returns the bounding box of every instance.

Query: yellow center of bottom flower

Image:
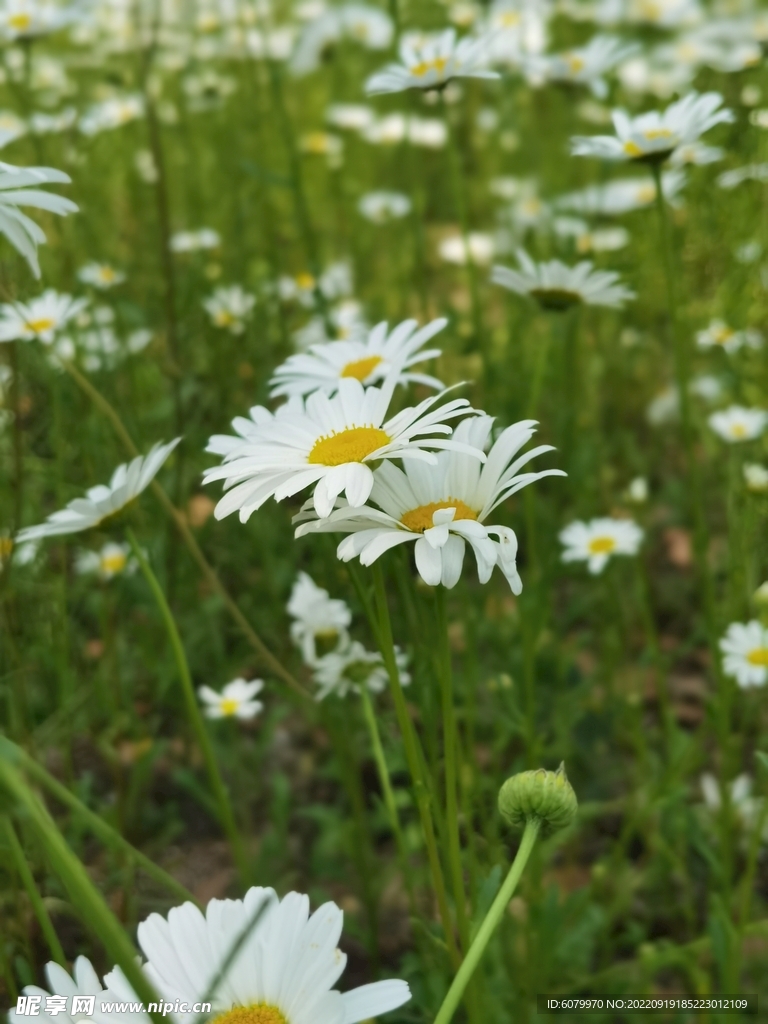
[25,317,55,334]
[100,552,127,575]
[308,426,391,466]
[401,499,478,533]
[747,647,768,666]
[219,698,241,716]
[411,56,448,78]
[588,536,616,555]
[212,1005,288,1024]
[340,355,383,381]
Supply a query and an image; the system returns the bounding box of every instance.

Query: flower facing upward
[203,369,482,520]
[571,91,733,164]
[203,285,256,335]
[269,318,446,398]
[16,439,181,542]
[559,517,643,574]
[295,416,564,591]
[492,250,634,311]
[0,289,87,343]
[696,320,762,355]
[198,678,264,719]
[708,405,768,443]
[720,621,768,688]
[365,28,499,95]
[287,571,352,664]
[137,887,410,1024]
[77,263,126,290]
[75,542,134,580]
[0,162,78,278]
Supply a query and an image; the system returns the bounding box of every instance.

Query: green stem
[370,563,461,970]
[0,759,163,1024]
[0,736,198,906]
[1,815,66,966]
[127,529,250,885]
[10,340,22,533]
[432,819,541,1024]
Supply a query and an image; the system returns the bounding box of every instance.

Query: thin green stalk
[359,685,418,917]
[127,529,250,885]
[0,759,164,1024]
[435,586,471,951]
[1,815,66,966]
[61,359,308,700]
[635,558,674,752]
[10,340,22,532]
[525,330,550,421]
[0,736,198,906]
[370,563,461,970]
[432,819,541,1024]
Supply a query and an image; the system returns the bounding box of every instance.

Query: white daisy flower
[295,416,564,591]
[198,678,264,719]
[136,886,411,1024]
[75,541,135,580]
[670,141,723,166]
[718,163,768,191]
[326,104,376,132]
[203,285,256,335]
[559,517,643,574]
[0,0,74,40]
[744,463,768,493]
[365,28,499,95]
[170,228,220,253]
[77,263,126,290]
[16,439,181,542]
[270,318,445,399]
[595,0,702,30]
[695,320,762,355]
[203,370,481,520]
[526,35,638,99]
[625,476,648,503]
[79,95,145,136]
[312,639,410,700]
[720,620,768,687]
[290,4,393,76]
[700,773,764,835]
[287,571,352,664]
[439,232,495,266]
[492,250,634,311]
[556,170,686,215]
[571,91,733,164]
[8,957,104,1024]
[708,405,768,443]
[358,190,411,223]
[277,262,352,308]
[0,289,88,343]
[0,162,78,278]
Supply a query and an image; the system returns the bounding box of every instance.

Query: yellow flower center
[340,355,383,381]
[8,13,31,30]
[295,273,316,290]
[0,537,13,559]
[214,310,236,327]
[643,128,674,141]
[212,1007,287,1024]
[623,140,644,157]
[499,12,520,26]
[411,56,448,78]
[567,55,585,73]
[219,698,241,716]
[637,0,661,18]
[349,21,369,38]
[98,267,117,282]
[730,423,748,439]
[25,317,56,334]
[747,647,768,667]
[100,552,127,575]
[588,536,617,555]
[712,327,734,344]
[303,132,331,154]
[308,426,390,466]
[401,499,478,533]
[636,184,656,203]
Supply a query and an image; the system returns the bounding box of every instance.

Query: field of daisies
[4,0,768,1020]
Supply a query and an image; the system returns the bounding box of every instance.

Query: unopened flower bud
[498,762,578,835]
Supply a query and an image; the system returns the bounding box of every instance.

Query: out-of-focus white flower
[670,141,724,166]
[594,0,702,29]
[170,228,220,252]
[134,148,159,184]
[718,163,768,190]
[492,250,634,310]
[0,0,76,40]
[290,4,393,75]
[312,639,410,699]
[553,218,630,254]
[690,374,722,402]
[0,162,78,278]
[557,170,686,215]
[300,131,343,167]
[526,36,638,99]
[709,405,768,443]
[484,0,550,69]
[326,103,376,132]
[696,319,762,354]
[625,477,648,503]
[358,191,411,223]
[366,28,499,95]
[0,290,87,343]
[203,285,256,334]
[287,571,352,665]
[362,113,447,148]
[744,464,768,493]
[198,678,264,719]
[560,517,643,574]
[278,261,352,307]
[77,263,126,290]
[571,92,733,164]
[439,232,494,266]
[720,620,768,687]
[700,773,765,838]
[736,241,762,264]
[79,95,144,136]
[16,439,181,541]
[29,107,77,135]
[75,541,135,580]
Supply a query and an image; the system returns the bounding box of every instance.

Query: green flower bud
[498,762,578,835]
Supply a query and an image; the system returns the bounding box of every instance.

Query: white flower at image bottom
[137,887,410,1024]
[295,416,565,591]
[720,620,768,688]
[287,571,352,664]
[559,517,643,574]
[9,957,105,1024]
[198,678,264,719]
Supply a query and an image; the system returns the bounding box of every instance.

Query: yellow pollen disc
[623,140,644,157]
[219,698,241,716]
[637,184,656,203]
[98,267,116,282]
[9,13,31,29]
[25,317,55,333]
[340,355,383,381]
[101,553,127,575]
[499,12,520,25]
[643,128,673,141]
[303,132,330,153]
[730,424,748,439]
[588,536,617,555]
[212,1006,287,1024]
[295,272,315,290]
[401,499,478,533]
[747,647,768,666]
[308,426,390,466]
[567,55,585,73]
[411,56,448,78]
[712,328,734,344]
[215,310,236,326]
[350,21,368,38]
[0,537,13,558]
